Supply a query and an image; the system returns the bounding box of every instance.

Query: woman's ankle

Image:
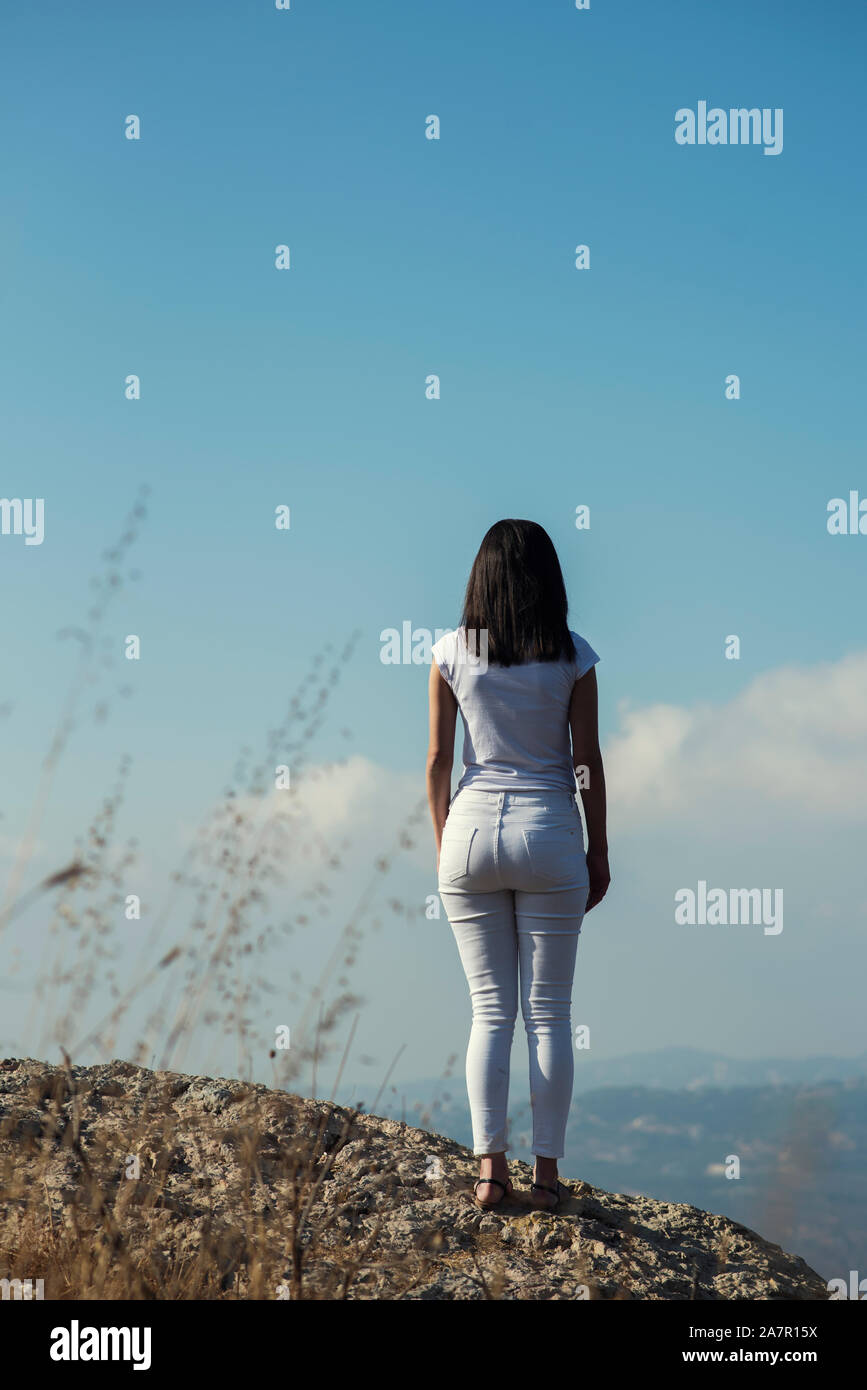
[534,1156,558,1183]
[478,1152,508,1179]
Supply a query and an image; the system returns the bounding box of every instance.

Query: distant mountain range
[383,1047,867,1109]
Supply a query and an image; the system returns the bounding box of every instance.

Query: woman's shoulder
[432,627,461,658]
[431,626,462,681]
[432,626,491,682]
[568,629,600,678]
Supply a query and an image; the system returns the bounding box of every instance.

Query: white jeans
[438,787,589,1159]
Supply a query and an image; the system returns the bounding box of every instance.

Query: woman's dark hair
[461,519,576,667]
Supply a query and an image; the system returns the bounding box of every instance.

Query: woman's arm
[426,661,458,869]
[568,666,610,912]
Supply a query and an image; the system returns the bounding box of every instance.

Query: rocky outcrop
[0,1057,828,1300]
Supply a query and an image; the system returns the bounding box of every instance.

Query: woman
[427,519,610,1212]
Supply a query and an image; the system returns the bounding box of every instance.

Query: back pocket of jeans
[439,824,478,883]
[521,827,584,883]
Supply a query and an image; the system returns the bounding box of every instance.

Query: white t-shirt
[431,627,600,794]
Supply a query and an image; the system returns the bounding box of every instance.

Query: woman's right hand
[585,849,610,913]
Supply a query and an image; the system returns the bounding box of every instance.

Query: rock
[0,1057,829,1301]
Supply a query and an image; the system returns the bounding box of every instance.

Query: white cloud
[295,755,422,837]
[175,652,867,871]
[176,754,430,870]
[604,650,867,826]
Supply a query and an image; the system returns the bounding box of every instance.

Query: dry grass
[0,491,446,1299]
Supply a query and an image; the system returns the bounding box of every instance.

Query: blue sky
[1,1,865,1094]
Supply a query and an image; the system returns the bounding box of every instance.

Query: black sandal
[531,1178,570,1212]
[472,1176,513,1211]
